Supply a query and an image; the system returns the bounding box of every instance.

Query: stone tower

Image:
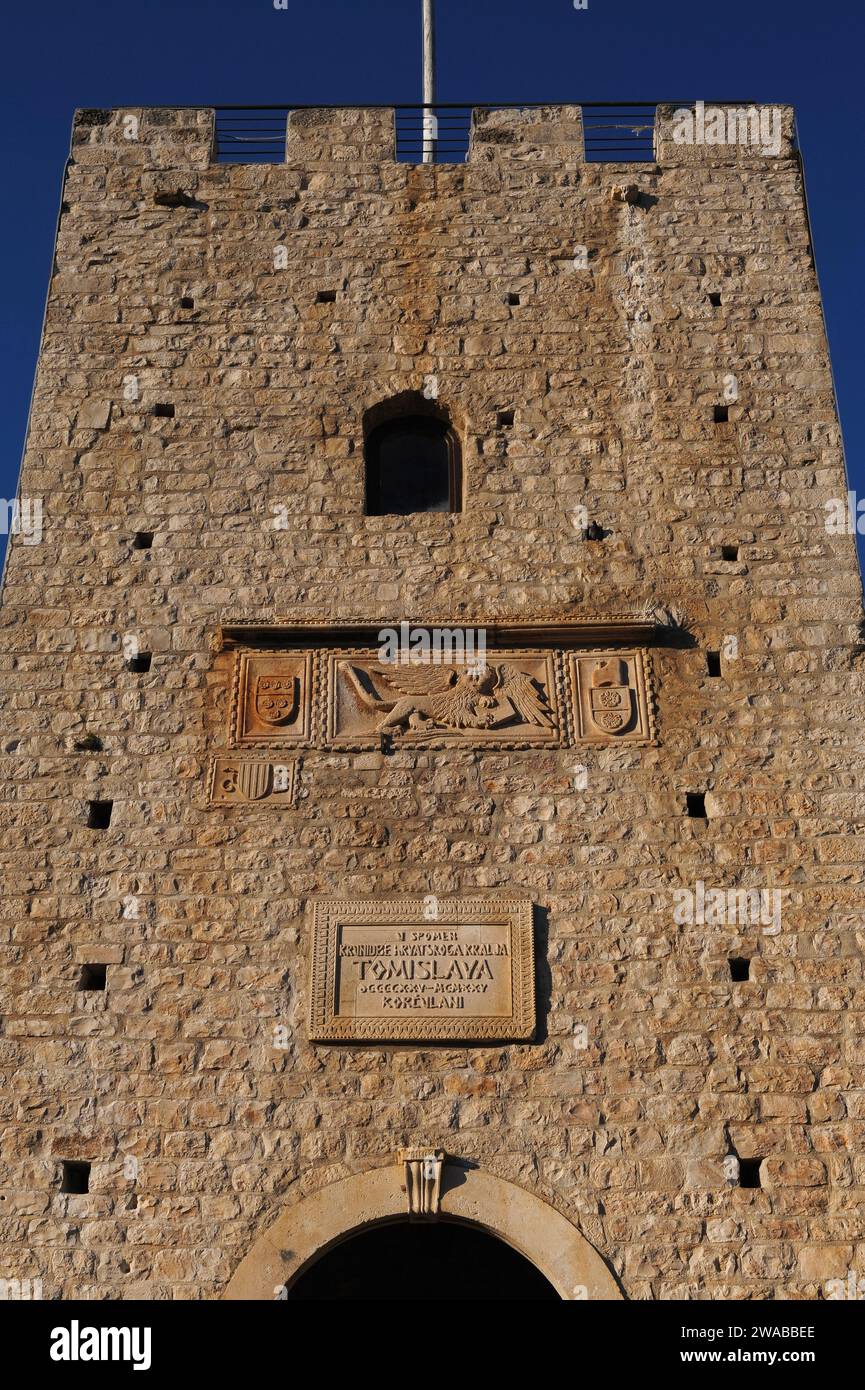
[2,103,863,1302]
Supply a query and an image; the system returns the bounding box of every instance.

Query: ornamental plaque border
[206,756,299,808]
[565,647,657,746]
[219,614,663,649]
[222,633,659,751]
[229,650,315,749]
[308,897,536,1043]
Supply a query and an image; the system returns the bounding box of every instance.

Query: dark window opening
[87,800,113,830]
[79,963,107,991]
[365,415,461,516]
[721,544,739,562]
[316,290,337,303]
[153,403,175,418]
[132,532,154,550]
[707,650,722,677]
[497,410,515,429]
[126,652,152,673]
[287,1221,559,1301]
[180,296,194,310]
[61,1160,91,1194]
[729,957,751,982]
[686,792,707,819]
[738,1158,762,1189]
[714,405,729,423]
[708,292,722,307]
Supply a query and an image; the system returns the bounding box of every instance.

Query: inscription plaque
[309,897,535,1042]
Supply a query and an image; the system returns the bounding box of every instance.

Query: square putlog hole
[86,800,113,830]
[686,792,707,819]
[713,405,729,423]
[132,532,154,550]
[152,403,175,418]
[78,963,107,991]
[707,651,722,677]
[721,544,739,562]
[60,1160,91,1195]
[125,653,152,673]
[729,957,751,982]
[738,1158,762,1189]
[497,410,515,429]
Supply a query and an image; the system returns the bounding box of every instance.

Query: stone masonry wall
[1,102,863,1300]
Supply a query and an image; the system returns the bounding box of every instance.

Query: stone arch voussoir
[223,1161,623,1301]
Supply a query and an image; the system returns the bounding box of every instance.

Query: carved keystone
[398,1147,445,1218]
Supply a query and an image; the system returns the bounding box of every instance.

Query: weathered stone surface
[0,102,862,1301]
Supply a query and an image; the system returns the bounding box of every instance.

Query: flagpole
[422,0,436,163]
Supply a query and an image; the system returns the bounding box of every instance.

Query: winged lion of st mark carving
[344,660,556,738]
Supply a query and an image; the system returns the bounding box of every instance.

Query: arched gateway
[223,1156,622,1301]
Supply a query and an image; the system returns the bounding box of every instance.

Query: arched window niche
[363,393,463,516]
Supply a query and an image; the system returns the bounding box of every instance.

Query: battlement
[70,101,797,170]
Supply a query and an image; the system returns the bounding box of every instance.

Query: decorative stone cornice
[218,616,665,650]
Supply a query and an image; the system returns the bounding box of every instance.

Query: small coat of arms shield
[589,657,634,735]
[254,675,299,726]
[237,762,273,800]
[589,683,634,733]
[217,761,274,801]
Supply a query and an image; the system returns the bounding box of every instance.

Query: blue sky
[1,0,863,570]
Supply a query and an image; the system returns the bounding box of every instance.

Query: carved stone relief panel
[398,1148,445,1217]
[218,636,657,757]
[229,651,315,748]
[324,648,566,750]
[567,649,655,744]
[207,756,298,807]
[308,897,536,1042]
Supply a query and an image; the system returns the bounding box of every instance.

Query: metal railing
[580,106,656,161]
[215,108,292,162]
[393,106,473,162]
[214,103,763,165]
[393,104,659,162]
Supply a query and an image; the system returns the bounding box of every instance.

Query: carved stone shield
[237,762,273,800]
[589,684,633,734]
[589,657,633,734]
[254,675,299,726]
